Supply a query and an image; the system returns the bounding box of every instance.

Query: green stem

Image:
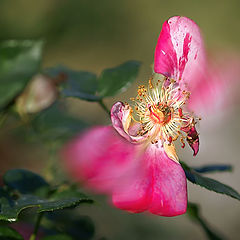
[98,100,110,116]
[29,212,44,240]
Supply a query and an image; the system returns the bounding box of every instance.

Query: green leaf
[0,40,43,109]
[3,169,49,197]
[38,187,93,212]
[38,196,92,213]
[0,192,93,222]
[46,66,101,101]
[32,102,87,144]
[0,226,24,240]
[46,61,141,101]
[98,60,141,97]
[41,234,73,240]
[51,187,90,200]
[181,161,240,200]
[0,169,93,222]
[65,216,95,240]
[188,202,225,240]
[47,211,95,240]
[193,164,232,174]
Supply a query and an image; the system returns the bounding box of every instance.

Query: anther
[180,137,185,148]
[178,108,183,118]
[149,78,153,89]
[168,136,173,145]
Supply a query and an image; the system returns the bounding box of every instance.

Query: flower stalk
[98,99,110,116]
[29,212,44,240]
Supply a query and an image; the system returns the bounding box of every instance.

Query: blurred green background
[1,0,240,239]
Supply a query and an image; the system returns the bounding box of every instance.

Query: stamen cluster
[130,74,197,148]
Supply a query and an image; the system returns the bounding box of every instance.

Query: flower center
[149,104,172,125]
[130,73,196,147]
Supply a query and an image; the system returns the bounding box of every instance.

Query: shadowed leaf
[193,165,232,174]
[47,210,95,240]
[32,102,87,143]
[3,169,49,197]
[0,40,43,109]
[98,60,141,97]
[0,190,92,222]
[46,61,141,101]
[46,66,100,101]
[181,161,240,201]
[0,226,24,240]
[42,234,73,240]
[0,170,93,222]
[188,202,225,240]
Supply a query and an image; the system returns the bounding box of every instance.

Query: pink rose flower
[62,16,240,216]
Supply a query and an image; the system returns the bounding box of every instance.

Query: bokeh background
[1,0,240,239]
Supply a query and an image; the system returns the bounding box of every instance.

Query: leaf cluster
[0,169,94,240]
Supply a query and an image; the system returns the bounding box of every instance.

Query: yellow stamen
[128,73,197,149]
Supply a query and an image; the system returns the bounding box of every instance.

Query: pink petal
[111,101,147,143]
[112,143,187,217]
[62,126,187,216]
[154,16,206,90]
[61,126,141,193]
[186,126,199,156]
[112,170,152,213]
[111,101,132,141]
[181,121,199,156]
[187,54,240,116]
